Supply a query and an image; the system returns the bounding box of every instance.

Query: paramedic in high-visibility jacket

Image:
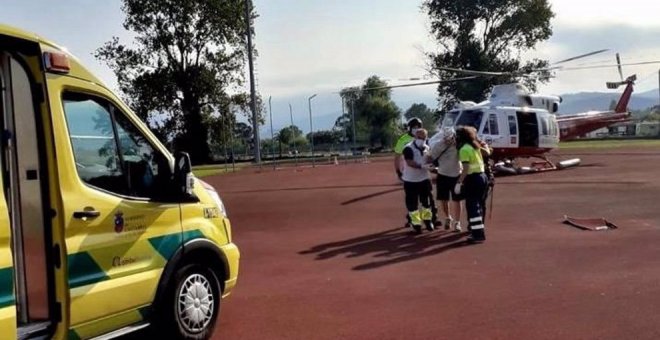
[402,128,435,233]
[454,126,490,243]
[394,117,423,180]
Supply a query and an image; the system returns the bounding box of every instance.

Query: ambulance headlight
[199,179,228,218]
[208,190,228,218]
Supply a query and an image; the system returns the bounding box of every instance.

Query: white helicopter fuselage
[441,99,560,160]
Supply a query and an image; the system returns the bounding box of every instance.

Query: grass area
[559,139,660,149]
[193,163,248,178]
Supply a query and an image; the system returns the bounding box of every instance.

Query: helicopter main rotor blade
[551,49,610,65]
[616,53,623,81]
[555,60,660,71]
[438,49,611,77]
[341,76,478,93]
[436,67,510,77]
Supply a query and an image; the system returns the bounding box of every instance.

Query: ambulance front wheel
[157,263,222,340]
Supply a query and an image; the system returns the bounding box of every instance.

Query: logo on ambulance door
[114,212,125,233]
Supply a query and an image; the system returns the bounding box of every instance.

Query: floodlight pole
[230,118,236,171]
[341,96,347,163]
[269,96,275,169]
[245,0,260,164]
[223,117,228,172]
[289,103,297,167]
[308,94,317,167]
[351,97,357,159]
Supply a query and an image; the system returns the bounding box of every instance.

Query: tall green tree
[275,125,304,157]
[276,125,302,145]
[306,130,342,145]
[424,0,555,111]
[96,0,257,164]
[404,103,437,131]
[338,76,402,147]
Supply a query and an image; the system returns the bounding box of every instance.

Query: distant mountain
[557,88,659,114]
[253,88,660,136]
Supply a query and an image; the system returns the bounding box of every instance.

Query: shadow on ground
[300,227,474,271]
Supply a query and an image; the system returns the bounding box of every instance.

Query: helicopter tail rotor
[606,75,636,89]
[616,53,624,81]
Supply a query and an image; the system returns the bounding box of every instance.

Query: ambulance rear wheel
[158,263,222,340]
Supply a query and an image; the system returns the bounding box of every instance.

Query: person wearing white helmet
[402,128,436,233]
[394,117,423,181]
[396,118,439,225]
[426,126,463,232]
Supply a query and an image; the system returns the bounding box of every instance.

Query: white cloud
[3,0,658,113]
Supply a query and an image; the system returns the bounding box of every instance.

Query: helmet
[407,117,422,129]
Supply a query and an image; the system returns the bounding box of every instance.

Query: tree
[275,125,302,157]
[96,0,258,164]
[338,76,402,147]
[306,130,342,145]
[404,103,437,131]
[276,125,302,145]
[424,0,555,111]
[644,106,660,122]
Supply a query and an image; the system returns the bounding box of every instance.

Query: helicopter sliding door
[538,114,560,148]
[516,111,539,147]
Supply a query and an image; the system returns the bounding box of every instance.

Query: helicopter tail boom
[610,75,636,113]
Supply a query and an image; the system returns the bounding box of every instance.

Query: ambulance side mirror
[173,151,196,200]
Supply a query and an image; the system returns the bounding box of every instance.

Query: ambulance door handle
[73,209,101,220]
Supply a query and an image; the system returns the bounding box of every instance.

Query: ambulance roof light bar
[43,51,70,74]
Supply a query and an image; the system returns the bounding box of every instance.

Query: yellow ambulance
[0,24,239,339]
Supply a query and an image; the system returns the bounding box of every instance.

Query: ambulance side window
[112,110,171,199]
[63,94,128,195]
[63,93,171,199]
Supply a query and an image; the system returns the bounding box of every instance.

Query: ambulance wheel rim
[177,273,215,333]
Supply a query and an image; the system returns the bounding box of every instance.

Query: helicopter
[434,53,640,174]
[352,50,658,175]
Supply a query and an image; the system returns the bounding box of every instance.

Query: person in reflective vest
[402,128,436,233]
[394,117,422,181]
[454,126,490,243]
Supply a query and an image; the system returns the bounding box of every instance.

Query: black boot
[467,228,485,243]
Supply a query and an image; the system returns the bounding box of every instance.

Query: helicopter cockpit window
[455,110,484,130]
[442,110,459,127]
[549,116,558,136]
[540,117,549,135]
[482,114,499,135]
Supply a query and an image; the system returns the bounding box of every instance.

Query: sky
[2,0,660,133]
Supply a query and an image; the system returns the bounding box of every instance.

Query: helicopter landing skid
[530,156,557,172]
[493,156,580,176]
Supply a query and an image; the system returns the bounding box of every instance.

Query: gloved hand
[454,183,462,195]
[422,163,436,170]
